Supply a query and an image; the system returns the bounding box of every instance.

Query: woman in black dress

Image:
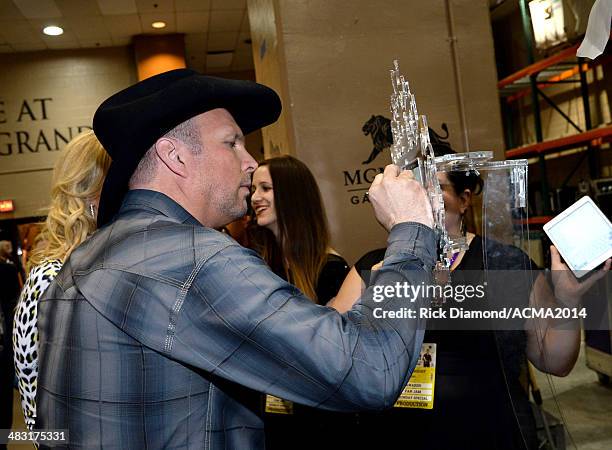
[250,155,349,305]
[249,155,351,450]
[330,140,610,450]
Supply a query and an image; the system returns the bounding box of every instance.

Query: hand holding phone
[543,196,612,279]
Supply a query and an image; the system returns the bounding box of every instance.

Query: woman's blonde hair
[28,130,111,269]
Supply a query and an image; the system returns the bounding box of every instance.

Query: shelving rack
[498,1,611,221]
[499,3,612,387]
[505,125,612,158]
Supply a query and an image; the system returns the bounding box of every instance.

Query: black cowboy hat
[93,68,282,226]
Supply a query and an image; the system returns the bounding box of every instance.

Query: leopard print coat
[13,260,62,430]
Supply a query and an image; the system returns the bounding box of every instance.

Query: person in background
[0,240,20,328]
[250,155,351,450]
[0,240,13,264]
[331,135,610,449]
[1,238,26,287]
[0,308,9,450]
[12,130,111,431]
[250,155,349,305]
[0,239,21,448]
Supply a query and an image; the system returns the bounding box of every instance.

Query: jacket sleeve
[169,222,435,411]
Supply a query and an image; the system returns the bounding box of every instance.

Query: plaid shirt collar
[118,189,201,226]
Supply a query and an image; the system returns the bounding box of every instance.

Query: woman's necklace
[448,232,474,269]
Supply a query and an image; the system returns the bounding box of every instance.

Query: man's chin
[232,201,248,223]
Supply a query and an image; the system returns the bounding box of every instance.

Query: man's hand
[368,164,434,231]
[549,245,611,305]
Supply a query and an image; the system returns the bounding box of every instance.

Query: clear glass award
[388,60,529,305]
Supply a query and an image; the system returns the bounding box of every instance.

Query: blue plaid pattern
[35,189,435,449]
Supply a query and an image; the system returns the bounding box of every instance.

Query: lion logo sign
[361,115,393,165]
[361,116,450,165]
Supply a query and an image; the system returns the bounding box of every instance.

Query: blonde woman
[12,130,110,431]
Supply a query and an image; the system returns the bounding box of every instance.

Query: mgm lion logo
[361,115,393,165]
[362,115,450,164]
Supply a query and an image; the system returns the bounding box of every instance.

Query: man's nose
[242,147,258,173]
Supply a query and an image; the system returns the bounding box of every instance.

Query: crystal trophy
[388,60,528,305]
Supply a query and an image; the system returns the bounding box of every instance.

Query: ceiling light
[151,21,166,29]
[43,25,63,36]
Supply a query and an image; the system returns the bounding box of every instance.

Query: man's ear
[155,138,187,177]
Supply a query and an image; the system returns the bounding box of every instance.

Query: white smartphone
[543,196,612,278]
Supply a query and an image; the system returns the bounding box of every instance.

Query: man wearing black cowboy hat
[35,69,436,449]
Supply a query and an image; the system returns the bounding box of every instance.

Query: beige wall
[249,0,505,263]
[0,47,137,220]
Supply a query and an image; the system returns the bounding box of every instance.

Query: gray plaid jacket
[35,189,435,449]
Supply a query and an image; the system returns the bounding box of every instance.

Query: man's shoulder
[70,215,243,276]
[134,217,241,251]
[98,212,234,245]
[52,218,249,305]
